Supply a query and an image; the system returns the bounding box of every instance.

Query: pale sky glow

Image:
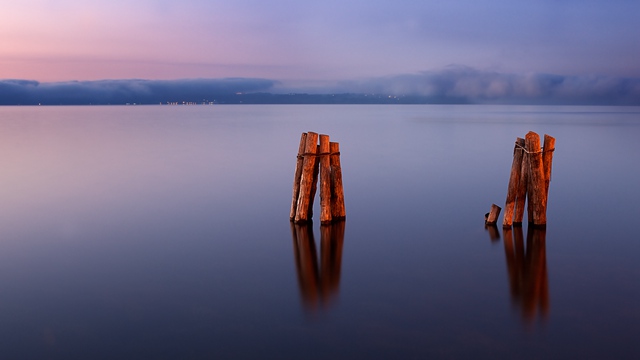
[1,0,639,103]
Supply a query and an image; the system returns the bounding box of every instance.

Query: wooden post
[514,140,530,226]
[290,132,307,220]
[485,204,502,225]
[525,131,547,227]
[503,138,526,228]
[329,142,346,220]
[295,132,319,223]
[319,135,332,224]
[291,133,346,223]
[307,144,321,219]
[542,134,555,201]
[526,152,535,224]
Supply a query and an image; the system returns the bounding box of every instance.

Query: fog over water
[2,67,640,105]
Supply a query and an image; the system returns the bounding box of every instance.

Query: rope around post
[515,142,555,154]
[297,151,341,159]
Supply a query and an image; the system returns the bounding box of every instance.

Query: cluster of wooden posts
[290,132,346,224]
[486,131,555,228]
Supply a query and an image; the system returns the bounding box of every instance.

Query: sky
[1,0,640,104]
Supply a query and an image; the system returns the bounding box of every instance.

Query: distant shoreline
[2,92,638,106]
[0,92,472,106]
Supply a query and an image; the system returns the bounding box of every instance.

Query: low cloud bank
[0,78,277,105]
[1,68,639,105]
[337,66,640,105]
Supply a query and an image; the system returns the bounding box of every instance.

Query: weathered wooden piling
[307,144,321,219]
[501,131,555,228]
[503,138,526,228]
[291,132,346,223]
[319,135,332,224]
[514,144,530,225]
[542,134,555,200]
[290,133,308,220]
[294,132,319,223]
[485,204,502,225]
[525,131,547,227]
[329,142,346,220]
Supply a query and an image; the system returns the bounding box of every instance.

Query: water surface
[0,105,638,359]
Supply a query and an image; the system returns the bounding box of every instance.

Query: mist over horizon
[2,66,639,106]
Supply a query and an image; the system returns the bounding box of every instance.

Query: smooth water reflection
[503,226,549,325]
[484,223,501,242]
[291,221,345,312]
[0,105,638,359]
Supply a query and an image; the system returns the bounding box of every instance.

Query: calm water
[0,105,638,359]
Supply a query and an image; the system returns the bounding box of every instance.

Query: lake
[0,105,638,359]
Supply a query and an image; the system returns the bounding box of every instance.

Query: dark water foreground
[0,105,638,359]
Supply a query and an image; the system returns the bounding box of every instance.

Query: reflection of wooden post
[513,226,525,305]
[485,223,501,241]
[291,223,320,310]
[502,227,518,300]
[290,133,307,220]
[502,224,549,324]
[522,228,537,320]
[328,221,345,294]
[319,135,332,224]
[522,226,549,321]
[532,227,549,319]
[292,221,346,312]
[295,132,319,223]
[320,222,345,304]
[503,138,525,227]
[330,142,346,220]
[525,131,546,227]
[330,221,345,263]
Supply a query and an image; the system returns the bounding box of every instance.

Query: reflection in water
[484,224,501,242]
[290,221,345,312]
[502,226,549,324]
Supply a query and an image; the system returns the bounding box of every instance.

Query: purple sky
[2,0,639,100]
